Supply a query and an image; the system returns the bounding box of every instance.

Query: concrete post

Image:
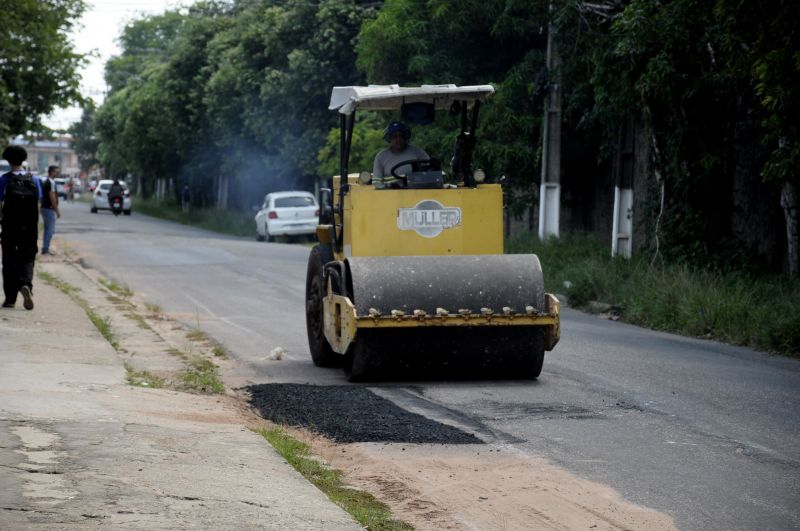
[539,11,561,240]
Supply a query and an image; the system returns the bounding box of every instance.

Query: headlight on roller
[359,171,372,185]
[473,169,486,183]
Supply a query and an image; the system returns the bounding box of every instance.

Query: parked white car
[255,191,319,242]
[91,180,132,215]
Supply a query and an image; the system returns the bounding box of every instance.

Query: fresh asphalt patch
[247,384,482,444]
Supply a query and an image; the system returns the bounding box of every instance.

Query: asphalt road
[54,200,800,530]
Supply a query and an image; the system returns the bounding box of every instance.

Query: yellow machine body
[340,180,503,257]
[316,176,560,359]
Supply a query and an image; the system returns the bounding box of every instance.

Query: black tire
[345,332,375,382]
[90,206,97,213]
[265,225,275,242]
[305,244,340,367]
[123,210,131,216]
[523,329,546,379]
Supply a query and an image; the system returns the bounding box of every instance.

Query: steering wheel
[389,159,441,183]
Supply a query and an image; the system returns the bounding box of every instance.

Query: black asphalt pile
[247,384,482,444]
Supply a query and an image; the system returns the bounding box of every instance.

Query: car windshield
[99,182,128,191]
[275,196,315,208]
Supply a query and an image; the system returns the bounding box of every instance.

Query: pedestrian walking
[41,165,61,255]
[181,184,191,214]
[66,176,75,202]
[0,145,42,310]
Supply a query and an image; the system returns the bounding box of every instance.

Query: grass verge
[256,427,413,530]
[507,232,800,357]
[136,197,254,238]
[180,355,225,394]
[38,271,119,350]
[99,278,133,298]
[124,362,165,388]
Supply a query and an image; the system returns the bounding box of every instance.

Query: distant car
[254,191,318,242]
[91,179,132,215]
[53,177,67,199]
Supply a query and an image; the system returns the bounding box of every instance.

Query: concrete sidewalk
[0,259,360,529]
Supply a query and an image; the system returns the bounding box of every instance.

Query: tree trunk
[781,181,799,276]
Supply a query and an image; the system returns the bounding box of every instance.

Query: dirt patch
[247,384,480,444]
[296,431,676,531]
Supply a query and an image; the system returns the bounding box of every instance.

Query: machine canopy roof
[329,84,495,115]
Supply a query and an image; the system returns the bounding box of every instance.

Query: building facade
[11,136,80,177]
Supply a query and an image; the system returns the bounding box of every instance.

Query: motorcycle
[109,195,123,216]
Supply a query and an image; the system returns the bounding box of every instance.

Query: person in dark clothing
[0,145,42,310]
[181,184,191,214]
[108,178,124,209]
[41,165,61,254]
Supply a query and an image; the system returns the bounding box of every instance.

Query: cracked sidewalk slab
[0,260,360,529]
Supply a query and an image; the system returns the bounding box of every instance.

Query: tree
[0,0,87,138]
[715,0,800,275]
[69,101,100,171]
[355,0,550,218]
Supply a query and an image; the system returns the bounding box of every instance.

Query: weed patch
[137,198,254,238]
[99,278,133,298]
[180,356,224,394]
[124,363,165,388]
[212,344,229,359]
[125,311,153,331]
[256,427,412,530]
[186,328,209,342]
[144,302,163,316]
[507,232,800,357]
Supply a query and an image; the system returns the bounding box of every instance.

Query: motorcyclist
[108,178,124,210]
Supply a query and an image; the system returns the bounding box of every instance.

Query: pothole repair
[247,384,481,444]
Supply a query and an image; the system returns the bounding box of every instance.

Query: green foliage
[509,232,800,356]
[714,0,800,184]
[136,197,254,238]
[356,0,550,211]
[89,0,377,208]
[0,0,87,137]
[125,363,166,388]
[317,113,386,178]
[78,0,799,273]
[69,102,100,171]
[180,356,224,394]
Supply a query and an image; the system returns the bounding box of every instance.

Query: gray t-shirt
[372,145,429,179]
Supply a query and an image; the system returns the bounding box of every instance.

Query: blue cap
[383,121,410,142]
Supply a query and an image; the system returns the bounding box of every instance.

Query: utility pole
[539,5,561,240]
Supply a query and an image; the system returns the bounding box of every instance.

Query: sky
[43,0,197,130]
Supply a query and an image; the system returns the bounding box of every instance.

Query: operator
[372,121,428,187]
[107,178,124,207]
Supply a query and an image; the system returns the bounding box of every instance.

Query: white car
[53,177,67,198]
[255,191,319,242]
[91,179,132,215]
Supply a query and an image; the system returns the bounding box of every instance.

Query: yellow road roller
[306,84,560,380]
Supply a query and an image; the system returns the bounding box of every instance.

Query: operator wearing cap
[372,121,429,187]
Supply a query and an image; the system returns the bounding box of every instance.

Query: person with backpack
[0,145,43,310]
